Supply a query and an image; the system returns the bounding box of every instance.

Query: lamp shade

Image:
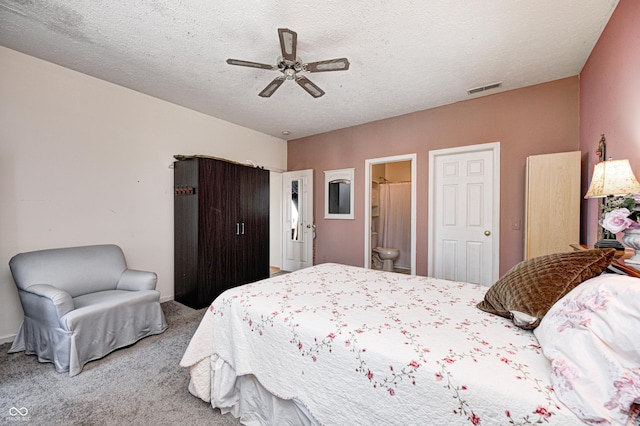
[584,159,640,198]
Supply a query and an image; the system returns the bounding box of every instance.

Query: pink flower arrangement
[601,194,640,234]
[602,208,639,233]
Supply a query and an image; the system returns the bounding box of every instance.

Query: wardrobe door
[236,166,269,285]
[238,166,270,284]
[198,158,236,304]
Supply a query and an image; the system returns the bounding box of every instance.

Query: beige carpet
[0,301,242,425]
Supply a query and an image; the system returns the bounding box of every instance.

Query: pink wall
[580,0,640,244]
[288,77,580,276]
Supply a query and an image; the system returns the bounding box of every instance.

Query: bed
[181,252,640,425]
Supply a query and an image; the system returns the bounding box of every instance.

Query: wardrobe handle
[241,223,245,235]
[236,223,240,235]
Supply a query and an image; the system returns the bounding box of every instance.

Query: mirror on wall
[324,168,355,219]
[290,178,304,241]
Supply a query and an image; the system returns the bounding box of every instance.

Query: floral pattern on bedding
[182,263,584,426]
[534,274,640,425]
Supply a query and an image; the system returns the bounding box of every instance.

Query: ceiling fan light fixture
[228,28,348,98]
[284,68,296,80]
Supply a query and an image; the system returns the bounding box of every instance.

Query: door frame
[364,154,417,275]
[427,142,500,282]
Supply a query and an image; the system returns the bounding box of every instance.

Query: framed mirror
[289,178,304,241]
[324,168,354,219]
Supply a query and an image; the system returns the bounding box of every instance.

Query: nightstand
[570,244,640,278]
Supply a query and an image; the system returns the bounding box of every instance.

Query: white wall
[0,46,287,342]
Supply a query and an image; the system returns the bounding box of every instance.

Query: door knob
[484,230,491,236]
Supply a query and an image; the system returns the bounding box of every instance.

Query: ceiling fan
[226,28,350,98]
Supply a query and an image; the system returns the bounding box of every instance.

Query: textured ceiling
[0,0,618,139]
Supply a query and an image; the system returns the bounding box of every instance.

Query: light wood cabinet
[524,151,581,259]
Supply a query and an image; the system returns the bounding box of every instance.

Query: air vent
[467,82,502,95]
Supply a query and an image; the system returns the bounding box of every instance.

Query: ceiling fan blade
[278,28,297,62]
[295,76,325,98]
[259,76,286,97]
[226,59,276,70]
[305,58,350,73]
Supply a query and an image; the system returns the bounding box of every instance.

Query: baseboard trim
[160,294,175,303]
[0,334,15,345]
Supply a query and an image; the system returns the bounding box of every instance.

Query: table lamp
[584,159,640,249]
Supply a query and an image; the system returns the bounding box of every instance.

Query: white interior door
[428,143,500,286]
[282,169,314,272]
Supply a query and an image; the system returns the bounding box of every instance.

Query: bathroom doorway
[364,154,417,275]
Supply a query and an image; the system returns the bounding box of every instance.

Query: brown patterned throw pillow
[476,249,616,329]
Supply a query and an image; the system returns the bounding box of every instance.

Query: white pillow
[534,274,640,425]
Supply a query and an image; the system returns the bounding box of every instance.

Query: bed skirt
[188,355,319,426]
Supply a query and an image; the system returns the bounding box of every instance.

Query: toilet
[371,232,400,272]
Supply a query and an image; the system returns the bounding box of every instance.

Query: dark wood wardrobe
[173,156,270,309]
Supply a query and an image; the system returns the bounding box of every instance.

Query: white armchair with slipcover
[8,244,168,376]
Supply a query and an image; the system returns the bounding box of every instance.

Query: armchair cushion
[8,244,167,376]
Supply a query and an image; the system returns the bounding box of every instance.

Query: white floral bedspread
[181,263,583,425]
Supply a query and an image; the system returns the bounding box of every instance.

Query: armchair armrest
[117,269,157,291]
[23,284,74,319]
